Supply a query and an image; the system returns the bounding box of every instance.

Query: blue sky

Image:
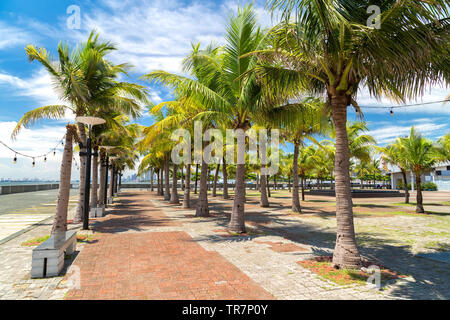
[0,0,448,180]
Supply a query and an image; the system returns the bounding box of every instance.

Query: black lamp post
[76,117,106,231]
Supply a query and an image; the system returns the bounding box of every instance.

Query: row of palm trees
[137,1,448,268]
[380,129,450,213]
[11,1,448,270]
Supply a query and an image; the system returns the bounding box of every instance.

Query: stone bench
[31,230,77,278]
[90,206,105,218]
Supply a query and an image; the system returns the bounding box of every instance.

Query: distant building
[388,162,450,191]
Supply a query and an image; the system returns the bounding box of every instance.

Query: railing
[0,184,73,195]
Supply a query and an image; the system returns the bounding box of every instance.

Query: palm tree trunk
[52,125,75,234]
[331,97,361,268]
[292,142,301,213]
[229,163,246,233]
[222,157,229,199]
[108,166,114,198]
[98,153,106,207]
[267,178,271,198]
[74,122,87,223]
[90,146,99,208]
[194,164,199,194]
[157,169,162,196]
[183,164,191,208]
[401,169,410,204]
[274,175,277,190]
[301,174,306,201]
[156,169,160,195]
[415,173,424,213]
[212,164,220,197]
[196,158,209,217]
[150,168,154,192]
[181,166,185,191]
[160,169,164,196]
[164,153,171,201]
[170,163,180,204]
[260,165,269,207]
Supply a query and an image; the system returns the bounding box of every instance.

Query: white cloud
[356,85,450,115]
[0,21,32,50]
[0,121,80,180]
[67,0,254,74]
[0,68,74,120]
[369,122,448,145]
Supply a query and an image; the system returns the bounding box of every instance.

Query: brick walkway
[65,193,273,300]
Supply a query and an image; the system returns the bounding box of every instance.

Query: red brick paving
[65,191,273,300]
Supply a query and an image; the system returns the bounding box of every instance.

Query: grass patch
[21,235,50,247]
[21,233,98,247]
[424,241,450,252]
[298,256,406,286]
[76,234,97,243]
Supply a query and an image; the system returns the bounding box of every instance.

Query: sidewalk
[65,192,273,300]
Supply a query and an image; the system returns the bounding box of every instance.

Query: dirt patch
[254,240,309,253]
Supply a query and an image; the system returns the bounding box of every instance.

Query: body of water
[0,181,79,186]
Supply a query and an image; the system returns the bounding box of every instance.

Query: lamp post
[76,116,106,231]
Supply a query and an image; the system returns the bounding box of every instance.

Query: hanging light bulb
[44,156,47,163]
[328,118,332,124]
[13,154,17,164]
[54,149,56,156]
[32,158,36,167]
[390,108,394,116]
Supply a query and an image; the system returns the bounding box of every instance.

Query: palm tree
[399,127,438,213]
[143,5,268,233]
[13,31,148,226]
[263,0,447,267]
[435,133,450,162]
[380,139,413,203]
[298,145,316,200]
[258,98,328,212]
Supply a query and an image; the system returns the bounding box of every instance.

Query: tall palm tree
[258,98,327,212]
[399,127,438,213]
[435,133,450,162]
[13,31,148,226]
[143,5,268,233]
[263,0,447,267]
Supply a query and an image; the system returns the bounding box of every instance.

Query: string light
[361,99,448,110]
[0,135,66,165]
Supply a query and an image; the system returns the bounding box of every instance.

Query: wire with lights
[0,136,66,166]
[358,99,449,116]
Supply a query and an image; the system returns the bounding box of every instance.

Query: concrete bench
[31,230,77,278]
[90,206,105,218]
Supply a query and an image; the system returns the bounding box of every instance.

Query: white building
[389,162,450,191]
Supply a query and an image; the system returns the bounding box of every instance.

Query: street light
[76,116,106,231]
